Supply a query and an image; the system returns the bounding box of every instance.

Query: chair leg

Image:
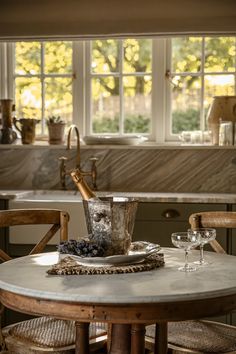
[75,321,90,354]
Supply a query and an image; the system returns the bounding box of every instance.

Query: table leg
[108,323,131,354]
[75,321,90,354]
[131,323,146,354]
[154,323,168,354]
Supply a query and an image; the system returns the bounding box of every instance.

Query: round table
[0,248,236,354]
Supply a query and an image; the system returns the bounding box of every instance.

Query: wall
[1,144,236,193]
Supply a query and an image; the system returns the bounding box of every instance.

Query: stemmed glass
[189,228,216,266]
[171,231,201,272]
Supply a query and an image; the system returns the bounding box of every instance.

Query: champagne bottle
[70,168,99,201]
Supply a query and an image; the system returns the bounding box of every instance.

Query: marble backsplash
[1,145,236,193]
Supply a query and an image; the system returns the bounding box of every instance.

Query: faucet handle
[59,156,68,161]
[89,156,98,163]
[89,157,98,191]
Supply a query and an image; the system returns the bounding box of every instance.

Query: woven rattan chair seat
[3,317,107,348]
[146,320,236,353]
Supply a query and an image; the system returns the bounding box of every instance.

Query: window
[1,36,236,143]
[14,41,73,135]
[166,36,236,140]
[87,39,152,136]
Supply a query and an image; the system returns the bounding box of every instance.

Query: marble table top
[2,190,236,203]
[0,248,235,304]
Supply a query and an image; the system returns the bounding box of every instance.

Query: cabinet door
[133,202,227,249]
[0,199,9,252]
[229,205,236,325]
[231,205,236,256]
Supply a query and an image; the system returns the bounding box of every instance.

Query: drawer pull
[162,209,180,219]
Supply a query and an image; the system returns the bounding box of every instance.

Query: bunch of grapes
[57,239,105,258]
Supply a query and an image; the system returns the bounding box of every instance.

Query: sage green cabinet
[231,205,236,256]
[0,199,9,253]
[133,202,227,249]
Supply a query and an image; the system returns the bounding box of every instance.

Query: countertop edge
[2,190,236,204]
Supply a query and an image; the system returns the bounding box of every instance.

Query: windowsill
[0,139,236,149]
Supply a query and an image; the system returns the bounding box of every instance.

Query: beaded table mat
[47,253,164,275]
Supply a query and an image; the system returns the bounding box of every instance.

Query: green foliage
[47,115,65,124]
[172,109,200,134]
[92,115,150,134]
[93,116,119,133]
[124,115,150,133]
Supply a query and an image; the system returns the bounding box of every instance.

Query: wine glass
[171,231,201,272]
[188,228,216,266]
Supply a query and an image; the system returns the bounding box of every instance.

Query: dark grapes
[57,239,105,258]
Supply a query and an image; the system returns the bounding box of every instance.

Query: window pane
[172,37,202,73]
[205,37,235,73]
[91,77,119,133]
[123,39,152,73]
[92,40,119,74]
[204,75,235,122]
[44,42,72,74]
[124,75,151,133]
[45,78,73,125]
[171,76,201,133]
[15,77,41,119]
[15,42,41,75]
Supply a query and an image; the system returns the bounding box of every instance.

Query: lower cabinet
[133,202,227,248]
[0,199,9,253]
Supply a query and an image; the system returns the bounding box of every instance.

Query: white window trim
[73,41,85,136]
[153,37,167,143]
[85,39,153,138]
[2,37,235,145]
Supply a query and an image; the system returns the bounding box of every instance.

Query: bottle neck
[70,170,96,201]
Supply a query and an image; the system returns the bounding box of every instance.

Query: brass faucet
[67,124,81,168]
[59,124,98,190]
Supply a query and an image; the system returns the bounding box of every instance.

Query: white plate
[62,242,161,267]
[83,135,147,145]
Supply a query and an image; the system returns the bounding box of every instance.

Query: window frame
[1,36,235,144]
[12,41,74,136]
[165,36,236,141]
[84,39,154,138]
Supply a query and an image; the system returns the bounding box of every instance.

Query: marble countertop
[2,190,236,204]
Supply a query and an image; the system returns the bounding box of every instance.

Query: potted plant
[47,115,66,145]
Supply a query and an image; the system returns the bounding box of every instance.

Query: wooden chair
[145,211,236,354]
[0,209,107,354]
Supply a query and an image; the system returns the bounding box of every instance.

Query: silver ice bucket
[83,197,138,256]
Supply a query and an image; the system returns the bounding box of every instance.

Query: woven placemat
[47,253,164,275]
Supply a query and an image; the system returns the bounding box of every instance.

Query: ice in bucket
[83,197,138,256]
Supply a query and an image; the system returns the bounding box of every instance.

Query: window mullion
[41,42,45,135]
[201,37,206,131]
[85,41,92,135]
[7,43,14,100]
[0,43,8,99]
[119,39,123,135]
[164,38,172,142]
[152,37,166,143]
[73,41,85,134]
